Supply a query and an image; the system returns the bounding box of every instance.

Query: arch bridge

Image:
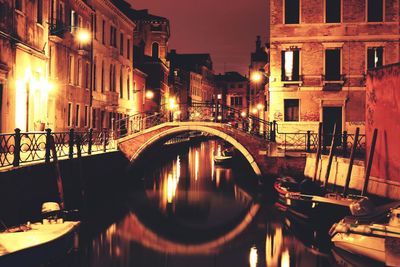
[115,103,274,176]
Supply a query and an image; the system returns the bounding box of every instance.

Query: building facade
[215,71,248,117]
[48,0,93,131]
[89,0,135,130]
[249,36,269,121]
[129,8,170,113]
[269,0,400,139]
[0,0,50,132]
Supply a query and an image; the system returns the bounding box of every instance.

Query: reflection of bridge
[115,103,273,176]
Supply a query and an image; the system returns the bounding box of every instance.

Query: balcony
[105,91,119,106]
[322,74,346,90]
[281,75,303,86]
[49,21,66,43]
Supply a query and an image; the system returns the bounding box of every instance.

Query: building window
[120,33,124,55]
[285,0,299,24]
[281,50,300,81]
[325,49,341,81]
[93,59,97,91]
[70,10,77,33]
[15,0,22,11]
[101,61,104,93]
[92,108,97,129]
[102,20,105,44]
[127,75,130,100]
[127,39,131,59]
[58,2,65,24]
[367,47,383,69]
[37,0,43,24]
[93,14,97,40]
[67,103,72,127]
[77,59,82,86]
[284,99,299,121]
[84,106,89,127]
[152,42,159,59]
[368,0,383,22]
[68,55,74,84]
[230,96,243,106]
[84,62,89,89]
[110,26,117,47]
[119,69,123,99]
[326,0,341,23]
[75,104,80,127]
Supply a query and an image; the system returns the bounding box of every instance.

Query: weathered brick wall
[301,0,323,23]
[366,63,400,185]
[343,0,365,22]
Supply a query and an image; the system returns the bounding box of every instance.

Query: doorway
[323,106,342,148]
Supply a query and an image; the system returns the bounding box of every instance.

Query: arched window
[152,42,159,59]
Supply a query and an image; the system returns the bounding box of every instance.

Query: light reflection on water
[74,139,360,267]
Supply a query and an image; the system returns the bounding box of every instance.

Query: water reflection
[72,139,358,266]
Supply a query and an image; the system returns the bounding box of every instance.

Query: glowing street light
[241,111,247,117]
[250,71,263,83]
[257,103,264,110]
[145,90,154,99]
[77,29,91,44]
[252,108,258,114]
[168,97,177,110]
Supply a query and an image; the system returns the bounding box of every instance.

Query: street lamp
[250,69,268,137]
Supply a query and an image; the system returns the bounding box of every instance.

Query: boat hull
[332,232,385,263]
[0,222,80,267]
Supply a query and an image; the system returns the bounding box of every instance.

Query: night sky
[129,0,268,76]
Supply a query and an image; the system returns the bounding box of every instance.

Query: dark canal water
[49,138,378,267]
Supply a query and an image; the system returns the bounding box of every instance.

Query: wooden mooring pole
[324,124,337,190]
[313,122,323,182]
[343,127,360,197]
[362,128,378,196]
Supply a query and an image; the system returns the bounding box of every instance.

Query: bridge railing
[113,102,272,141]
[0,128,115,168]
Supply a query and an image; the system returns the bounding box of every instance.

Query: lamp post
[250,70,268,137]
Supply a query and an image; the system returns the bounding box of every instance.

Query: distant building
[168,50,216,105]
[249,36,269,123]
[215,72,248,118]
[0,0,50,132]
[269,0,400,140]
[128,8,170,114]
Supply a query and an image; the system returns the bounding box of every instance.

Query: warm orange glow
[217,115,222,120]
[168,97,177,110]
[241,111,247,117]
[252,108,258,114]
[77,29,91,44]
[145,90,154,99]
[250,72,262,83]
[249,246,258,267]
[256,103,264,110]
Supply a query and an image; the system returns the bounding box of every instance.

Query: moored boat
[0,202,80,267]
[330,204,400,266]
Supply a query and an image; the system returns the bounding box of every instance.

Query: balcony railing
[0,128,115,169]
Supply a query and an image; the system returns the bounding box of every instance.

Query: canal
[49,138,379,267]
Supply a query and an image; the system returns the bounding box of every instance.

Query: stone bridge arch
[117,122,270,176]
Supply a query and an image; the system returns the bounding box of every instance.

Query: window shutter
[293,50,300,81]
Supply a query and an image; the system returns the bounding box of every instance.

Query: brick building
[215,71,248,117]
[128,8,170,114]
[0,0,50,132]
[48,0,94,131]
[88,0,135,130]
[269,0,400,141]
[168,50,216,105]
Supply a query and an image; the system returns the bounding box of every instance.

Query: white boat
[0,202,80,267]
[214,154,232,164]
[330,205,400,266]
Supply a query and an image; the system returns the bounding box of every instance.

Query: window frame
[367,0,384,22]
[67,102,72,127]
[325,0,342,23]
[281,49,301,82]
[75,104,80,127]
[324,48,342,81]
[366,46,384,70]
[284,99,300,122]
[284,0,300,25]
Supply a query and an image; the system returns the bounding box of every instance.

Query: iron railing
[113,102,272,141]
[275,125,366,158]
[0,128,115,168]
